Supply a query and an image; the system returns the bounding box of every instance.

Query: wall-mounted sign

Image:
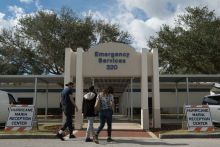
[82,42,142,77]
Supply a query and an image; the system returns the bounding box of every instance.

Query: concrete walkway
[1,115,220,139]
[83,122,142,130]
[0,121,157,139]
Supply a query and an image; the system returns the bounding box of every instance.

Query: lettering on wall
[94,51,130,70]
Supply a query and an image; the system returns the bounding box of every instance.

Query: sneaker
[107,138,114,142]
[69,134,76,138]
[85,138,93,142]
[56,133,64,141]
[93,134,99,144]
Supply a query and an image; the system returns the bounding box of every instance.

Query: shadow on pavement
[108,139,188,146]
[57,138,188,146]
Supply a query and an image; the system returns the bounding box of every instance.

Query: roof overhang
[0,75,64,84]
[160,74,220,83]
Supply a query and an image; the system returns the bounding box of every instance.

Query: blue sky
[0,0,118,18]
[0,0,220,50]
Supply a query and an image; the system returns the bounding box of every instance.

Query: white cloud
[0,11,18,31]
[0,6,25,30]
[7,5,25,27]
[35,0,43,10]
[8,5,24,16]
[117,0,177,19]
[0,2,52,31]
[0,12,5,19]
[145,17,165,31]
[19,0,33,4]
[109,0,220,50]
[83,10,109,23]
[0,12,7,30]
[115,17,165,51]
[117,0,220,18]
[1,0,220,52]
[113,12,135,29]
[128,20,152,50]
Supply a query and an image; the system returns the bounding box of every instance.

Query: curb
[0,134,153,140]
[2,133,220,139]
[159,133,220,139]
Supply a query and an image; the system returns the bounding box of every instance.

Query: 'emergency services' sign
[185,105,214,131]
[5,105,34,130]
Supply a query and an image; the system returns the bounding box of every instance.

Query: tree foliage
[0,7,132,75]
[0,29,43,74]
[148,6,220,74]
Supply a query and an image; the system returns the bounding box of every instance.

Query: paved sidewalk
[1,121,220,139]
[75,130,153,138]
[0,122,156,139]
[0,130,155,139]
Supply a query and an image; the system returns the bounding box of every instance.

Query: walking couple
[56,81,114,144]
[82,85,114,144]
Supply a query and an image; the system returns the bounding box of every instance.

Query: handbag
[94,99,100,112]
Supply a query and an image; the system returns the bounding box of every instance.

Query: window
[17,97,33,105]
[203,95,220,105]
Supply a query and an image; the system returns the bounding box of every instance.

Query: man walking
[56,81,78,141]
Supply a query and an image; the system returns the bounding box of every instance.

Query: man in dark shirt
[56,81,78,141]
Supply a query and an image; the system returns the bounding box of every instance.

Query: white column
[75,47,84,129]
[130,78,133,120]
[34,77,38,107]
[45,83,48,120]
[64,48,73,85]
[152,48,161,128]
[33,77,38,129]
[63,48,74,124]
[141,48,149,130]
[127,90,130,118]
[175,83,179,119]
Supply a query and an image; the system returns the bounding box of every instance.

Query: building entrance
[84,77,141,121]
[64,42,161,130]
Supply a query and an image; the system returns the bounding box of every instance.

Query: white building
[0,42,219,130]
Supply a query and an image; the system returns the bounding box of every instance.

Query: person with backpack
[82,86,97,142]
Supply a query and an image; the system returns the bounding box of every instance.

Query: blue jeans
[96,109,113,137]
[86,117,95,138]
